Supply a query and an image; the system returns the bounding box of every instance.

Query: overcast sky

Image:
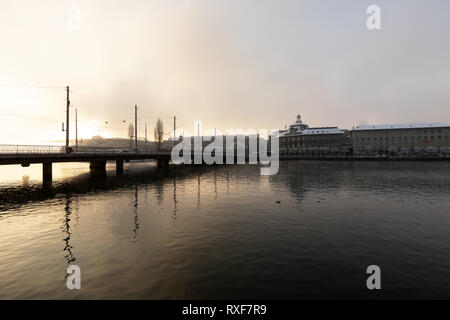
[1,0,449,143]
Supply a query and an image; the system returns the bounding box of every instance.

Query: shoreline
[279,156,450,161]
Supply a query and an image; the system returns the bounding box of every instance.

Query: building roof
[281,114,347,136]
[301,127,346,135]
[280,127,346,136]
[353,123,450,131]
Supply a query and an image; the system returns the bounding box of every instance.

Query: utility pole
[66,86,70,153]
[135,105,138,152]
[75,108,78,151]
[145,122,147,142]
[173,116,176,147]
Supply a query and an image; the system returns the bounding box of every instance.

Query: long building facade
[279,115,352,157]
[277,116,450,159]
[352,123,450,157]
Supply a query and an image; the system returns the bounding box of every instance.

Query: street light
[103,120,128,141]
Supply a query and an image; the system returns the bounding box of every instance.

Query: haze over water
[1,161,450,299]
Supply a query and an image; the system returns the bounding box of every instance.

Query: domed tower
[288,114,308,133]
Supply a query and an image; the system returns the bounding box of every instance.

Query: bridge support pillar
[89,160,107,174]
[157,159,169,168]
[43,162,52,186]
[116,160,124,174]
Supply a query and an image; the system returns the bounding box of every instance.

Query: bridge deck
[0,145,172,165]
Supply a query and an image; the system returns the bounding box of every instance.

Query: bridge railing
[0,144,64,154]
[0,144,170,156]
[74,146,161,154]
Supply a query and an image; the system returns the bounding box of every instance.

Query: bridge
[0,144,173,184]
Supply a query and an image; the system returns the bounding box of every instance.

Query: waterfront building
[352,123,450,157]
[279,115,352,157]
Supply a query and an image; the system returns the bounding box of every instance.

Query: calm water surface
[1,160,450,299]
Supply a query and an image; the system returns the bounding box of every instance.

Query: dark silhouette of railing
[0,144,63,154]
[0,144,169,156]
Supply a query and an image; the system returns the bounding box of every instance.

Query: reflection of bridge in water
[0,144,173,184]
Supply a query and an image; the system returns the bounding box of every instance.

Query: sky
[0,0,449,144]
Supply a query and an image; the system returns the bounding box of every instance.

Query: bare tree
[154,118,164,150]
[128,123,135,149]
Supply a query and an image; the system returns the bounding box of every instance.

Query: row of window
[281,143,344,147]
[281,137,347,142]
[354,129,449,137]
[356,136,449,142]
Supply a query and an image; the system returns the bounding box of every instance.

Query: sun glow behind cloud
[1,0,450,146]
[0,86,66,144]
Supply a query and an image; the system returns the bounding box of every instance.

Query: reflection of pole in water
[144,184,149,207]
[214,169,217,202]
[63,197,76,269]
[155,182,164,205]
[226,170,230,194]
[22,175,30,188]
[197,175,201,210]
[74,197,80,227]
[172,174,177,223]
[132,185,140,243]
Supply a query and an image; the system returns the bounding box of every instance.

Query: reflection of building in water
[271,161,350,202]
[277,114,352,158]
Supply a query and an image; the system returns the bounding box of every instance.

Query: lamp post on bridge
[65,86,70,153]
[75,108,78,152]
[135,105,138,153]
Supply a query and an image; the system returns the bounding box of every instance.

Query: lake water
[1,160,450,299]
